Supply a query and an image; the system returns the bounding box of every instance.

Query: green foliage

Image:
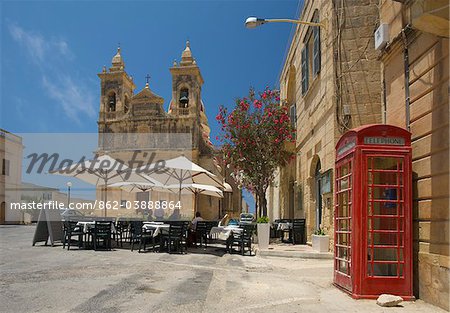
[216,87,296,216]
[314,228,326,236]
[256,216,270,223]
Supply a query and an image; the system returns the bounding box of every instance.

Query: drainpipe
[402,28,411,131]
[382,77,387,124]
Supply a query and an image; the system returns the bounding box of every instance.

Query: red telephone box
[334,124,413,299]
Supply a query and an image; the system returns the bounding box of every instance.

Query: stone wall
[380,1,449,309]
[277,0,382,246]
[0,130,23,224]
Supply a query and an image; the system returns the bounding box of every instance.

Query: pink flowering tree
[216,87,296,217]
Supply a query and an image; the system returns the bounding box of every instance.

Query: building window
[290,104,297,129]
[301,10,321,95]
[2,159,10,176]
[124,95,129,113]
[301,46,309,94]
[312,14,321,77]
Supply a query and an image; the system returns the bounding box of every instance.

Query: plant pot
[257,223,270,250]
[312,234,330,252]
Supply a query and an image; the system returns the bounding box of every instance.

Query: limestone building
[0,129,23,224]
[378,1,449,309]
[96,42,240,220]
[268,0,383,241]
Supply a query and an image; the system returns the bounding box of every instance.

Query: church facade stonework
[96,42,229,220]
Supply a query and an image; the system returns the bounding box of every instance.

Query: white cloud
[8,24,46,63]
[8,23,73,65]
[8,22,94,124]
[42,75,96,124]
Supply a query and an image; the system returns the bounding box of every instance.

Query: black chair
[292,219,306,244]
[130,221,144,251]
[138,227,157,253]
[195,221,208,248]
[63,221,84,250]
[168,221,190,248]
[181,221,190,248]
[161,224,186,254]
[231,224,254,256]
[113,221,126,247]
[93,221,112,251]
[271,219,280,238]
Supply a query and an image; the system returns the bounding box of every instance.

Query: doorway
[0,202,5,224]
[315,161,322,230]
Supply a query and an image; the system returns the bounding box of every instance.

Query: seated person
[147,209,154,221]
[168,208,180,221]
[154,202,165,221]
[188,212,204,246]
[191,211,203,230]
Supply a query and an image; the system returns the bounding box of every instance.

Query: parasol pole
[178,169,183,202]
[104,176,108,217]
[194,191,198,215]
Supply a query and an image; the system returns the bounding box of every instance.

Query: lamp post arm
[264,18,325,28]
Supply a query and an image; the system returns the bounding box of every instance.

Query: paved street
[0,225,445,313]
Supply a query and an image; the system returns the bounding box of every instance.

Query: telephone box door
[362,152,412,296]
[334,154,353,292]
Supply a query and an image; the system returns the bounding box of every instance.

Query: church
[96,41,241,220]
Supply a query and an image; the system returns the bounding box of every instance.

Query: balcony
[177,107,190,116]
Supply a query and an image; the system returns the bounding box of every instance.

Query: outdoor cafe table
[209,225,243,241]
[76,221,117,233]
[142,222,170,237]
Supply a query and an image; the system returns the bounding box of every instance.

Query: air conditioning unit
[343,105,351,116]
[375,24,389,50]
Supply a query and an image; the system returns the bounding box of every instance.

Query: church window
[124,95,129,113]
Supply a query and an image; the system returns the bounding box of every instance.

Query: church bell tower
[168,40,204,117]
[97,47,136,133]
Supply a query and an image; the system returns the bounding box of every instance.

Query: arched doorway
[315,161,322,230]
[0,202,5,224]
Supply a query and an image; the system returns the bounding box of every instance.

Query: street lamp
[66,182,72,208]
[245,16,325,29]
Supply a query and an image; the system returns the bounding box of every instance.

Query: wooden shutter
[290,104,296,128]
[313,26,321,76]
[301,47,309,94]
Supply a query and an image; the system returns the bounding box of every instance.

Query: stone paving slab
[0,225,446,313]
[255,243,334,259]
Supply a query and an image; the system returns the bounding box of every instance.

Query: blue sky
[1,0,302,211]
